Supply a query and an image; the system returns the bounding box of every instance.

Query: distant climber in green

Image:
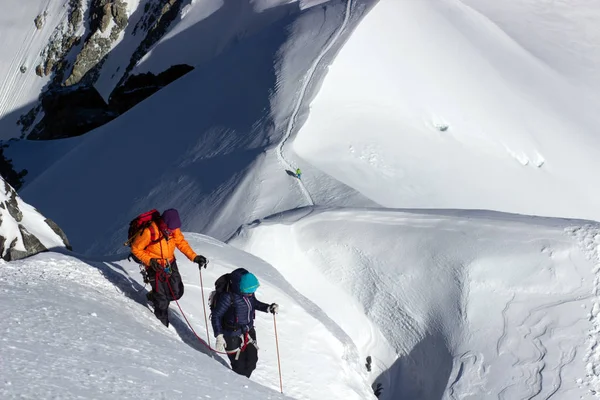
[295,168,302,179]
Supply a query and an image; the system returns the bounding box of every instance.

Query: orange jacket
[131,222,197,267]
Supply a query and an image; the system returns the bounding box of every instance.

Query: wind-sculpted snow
[0,252,289,399]
[294,0,600,222]
[15,0,374,255]
[568,225,600,395]
[231,207,600,399]
[0,233,379,399]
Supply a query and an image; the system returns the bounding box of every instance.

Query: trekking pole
[199,267,211,349]
[273,314,283,394]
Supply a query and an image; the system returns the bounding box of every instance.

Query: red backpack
[125,209,162,247]
[125,209,173,266]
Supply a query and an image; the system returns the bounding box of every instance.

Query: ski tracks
[568,225,600,395]
[275,0,354,208]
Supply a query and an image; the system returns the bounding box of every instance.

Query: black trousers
[225,328,259,378]
[147,261,184,327]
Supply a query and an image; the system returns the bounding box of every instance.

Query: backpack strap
[147,224,163,245]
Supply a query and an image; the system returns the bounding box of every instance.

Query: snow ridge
[568,224,600,395]
[275,0,354,207]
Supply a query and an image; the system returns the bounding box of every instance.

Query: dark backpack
[124,209,164,264]
[209,268,249,328]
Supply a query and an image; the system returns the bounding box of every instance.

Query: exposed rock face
[0,179,71,261]
[36,0,84,80]
[64,0,129,87]
[27,64,192,140]
[18,0,195,141]
[34,12,47,30]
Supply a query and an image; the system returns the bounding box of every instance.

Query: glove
[149,258,161,272]
[215,334,226,352]
[194,255,207,269]
[268,303,279,314]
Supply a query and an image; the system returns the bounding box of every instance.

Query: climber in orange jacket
[131,208,207,327]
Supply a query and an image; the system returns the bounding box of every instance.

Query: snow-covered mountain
[0,176,69,260]
[0,0,348,141]
[9,0,371,254]
[3,211,600,399]
[3,0,600,398]
[294,0,600,222]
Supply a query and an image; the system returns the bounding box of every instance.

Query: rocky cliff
[19,0,193,140]
[0,178,71,261]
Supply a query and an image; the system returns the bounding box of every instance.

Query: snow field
[274,0,353,208]
[0,0,69,139]
[293,0,600,222]
[1,230,382,399]
[231,207,600,399]
[140,232,378,400]
[0,253,286,399]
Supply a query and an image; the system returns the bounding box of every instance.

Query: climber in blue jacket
[211,268,278,377]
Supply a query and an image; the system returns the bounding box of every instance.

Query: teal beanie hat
[239,272,260,294]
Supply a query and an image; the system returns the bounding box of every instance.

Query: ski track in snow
[0,26,36,119]
[569,225,600,396]
[275,0,354,207]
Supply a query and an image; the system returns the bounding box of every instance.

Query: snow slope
[6,0,600,399]
[460,0,600,94]
[15,0,372,254]
[231,207,600,399]
[293,0,600,222]
[0,0,69,139]
[1,233,378,400]
[94,0,341,101]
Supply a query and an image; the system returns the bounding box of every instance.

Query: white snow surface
[460,0,600,94]
[294,0,600,222]
[0,233,376,399]
[94,0,337,101]
[0,0,69,139]
[4,210,600,399]
[231,207,600,399]
[5,1,600,398]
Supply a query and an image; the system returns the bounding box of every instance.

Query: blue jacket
[211,291,269,336]
[211,270,269,337]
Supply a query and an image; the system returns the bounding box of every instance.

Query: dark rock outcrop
[0,145,27,190]
[16,0,196,141]
[45,218,73,251]
[34,12,47,30]
[27,64,193,140]
[0,179,71,261]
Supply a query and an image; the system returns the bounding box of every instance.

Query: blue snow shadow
[374,331,453,400]
[51,246,230,367]
[19,0,312,254]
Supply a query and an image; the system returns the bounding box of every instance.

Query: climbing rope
[163,270,239,355]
